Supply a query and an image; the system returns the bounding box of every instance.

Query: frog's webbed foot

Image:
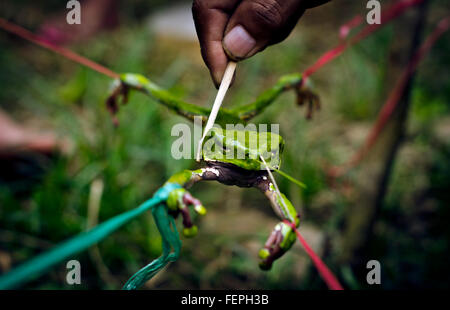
[295,80,321,120]
[106,79,129,126]
[166,188,206,238]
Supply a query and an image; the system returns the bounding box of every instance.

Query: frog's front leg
[164,168,222,238]
[229,73,320,122]
[107,73,243,125]
[228,73,303,121]
[257,182,300,270]
[106,73,210,124]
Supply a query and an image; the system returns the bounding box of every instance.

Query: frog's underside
[107,72,320,270]
[164,151,301,270]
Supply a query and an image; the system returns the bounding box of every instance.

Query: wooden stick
[196,61,237,161]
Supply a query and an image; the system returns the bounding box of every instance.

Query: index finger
[192,0,241,87]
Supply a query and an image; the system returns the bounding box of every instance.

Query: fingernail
[223,25,256,59]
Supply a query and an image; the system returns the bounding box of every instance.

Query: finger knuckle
[250,0,284,30]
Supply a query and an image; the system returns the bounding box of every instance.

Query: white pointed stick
[196,61,237,161]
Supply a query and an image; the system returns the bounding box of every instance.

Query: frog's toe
[194,204,207,216]
[183,192,207,216]
[258,248,277,270]
[183,225,198,238]
[166,188,206,238]
[258,240,284,271]
[295,82,321,120]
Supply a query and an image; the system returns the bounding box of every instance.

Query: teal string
[122,204,182,290]
[0,183,180,290]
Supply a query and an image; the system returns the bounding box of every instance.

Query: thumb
[222,0,306,60]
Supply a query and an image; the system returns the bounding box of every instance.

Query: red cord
[341,16,450,172]
[0,18,119,79]
[303,0,425,80]
[340,16,364,40]
[283,220,344,290]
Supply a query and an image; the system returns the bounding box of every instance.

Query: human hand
[192,0,331,87]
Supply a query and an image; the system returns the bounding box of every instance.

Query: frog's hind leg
[258,183,300,270]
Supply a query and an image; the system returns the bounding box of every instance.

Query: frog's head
[202,127,284,171]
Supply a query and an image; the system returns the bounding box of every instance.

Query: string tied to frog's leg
[123,203,181,290]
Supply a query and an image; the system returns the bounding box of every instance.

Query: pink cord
[347,16,450,168]
[0,18,119,79]
[303,0,425,80]
[284,220,344,290]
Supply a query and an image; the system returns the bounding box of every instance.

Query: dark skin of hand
[192,0,331,87]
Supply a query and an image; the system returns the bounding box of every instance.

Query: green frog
[108,73,317,270]
[164,127,299,270]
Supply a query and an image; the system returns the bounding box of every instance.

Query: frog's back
[202,128,284,171]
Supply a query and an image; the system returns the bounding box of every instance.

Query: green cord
[0,183,181,290]
[122,204,181,290]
